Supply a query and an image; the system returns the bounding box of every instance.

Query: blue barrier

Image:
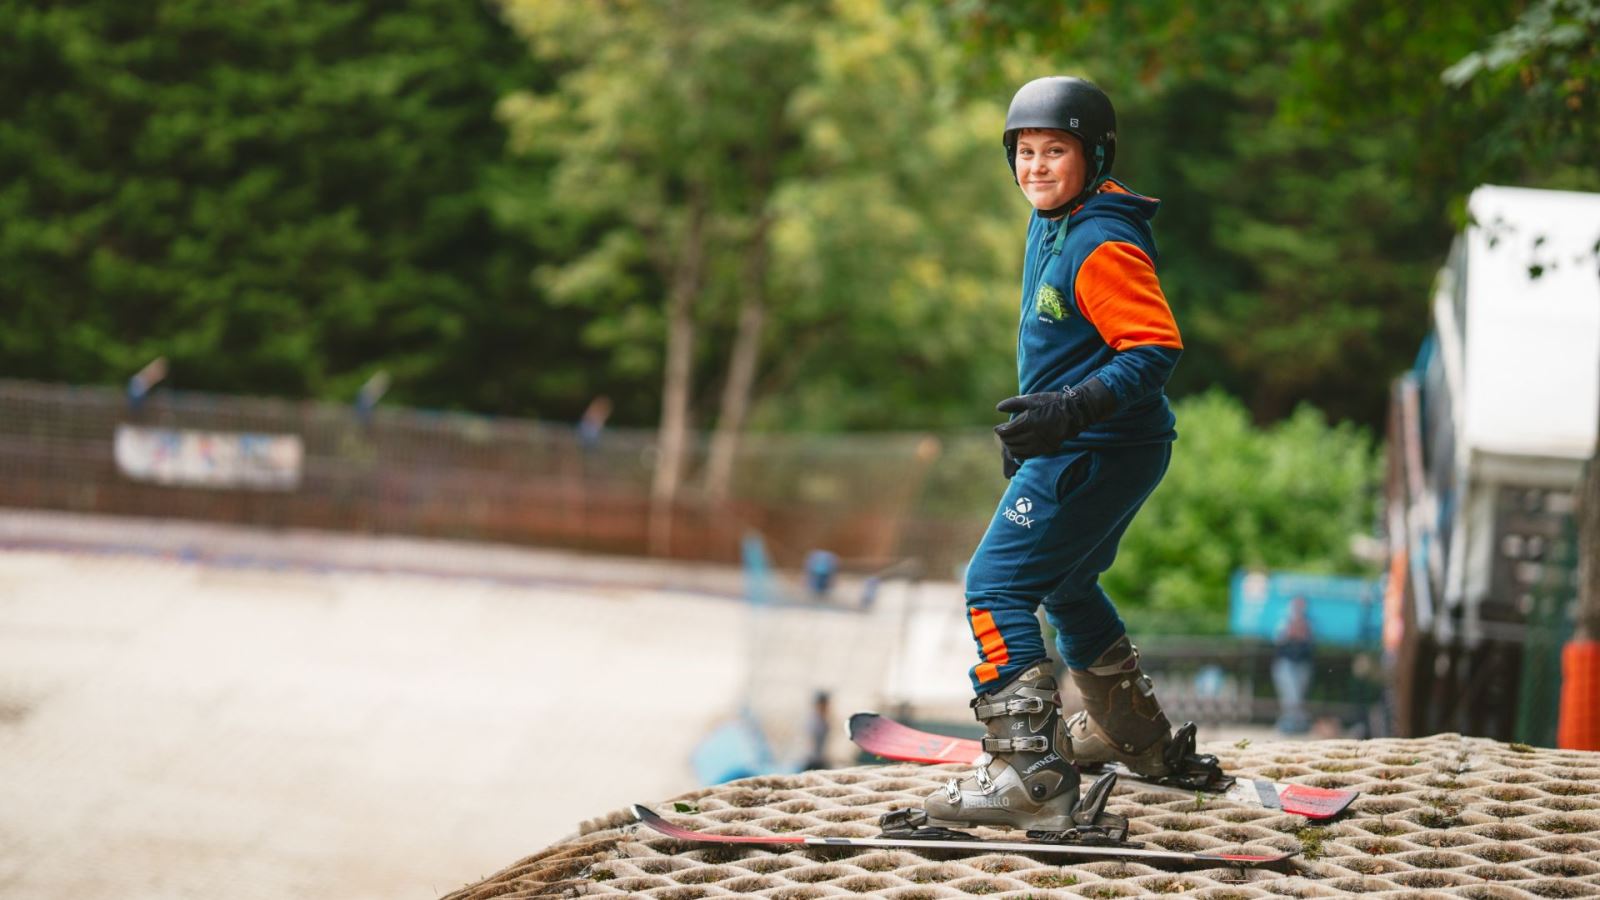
[1229,570,1383,647]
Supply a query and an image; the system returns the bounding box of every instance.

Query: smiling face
[1014,128,1088,214]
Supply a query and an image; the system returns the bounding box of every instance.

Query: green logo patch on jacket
[1035,282,1068,321]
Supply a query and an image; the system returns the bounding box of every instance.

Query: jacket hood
[1072,178,1160,225]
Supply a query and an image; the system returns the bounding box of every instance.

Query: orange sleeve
[1074,242,1183,351]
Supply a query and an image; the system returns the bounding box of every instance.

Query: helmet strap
[1074,146,1108,206]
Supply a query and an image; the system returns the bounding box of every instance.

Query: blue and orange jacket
[1017,179,1181,447]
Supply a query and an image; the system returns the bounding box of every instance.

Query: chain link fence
[0,380,1001,574]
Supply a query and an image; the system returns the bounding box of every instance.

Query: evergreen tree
[0,0,578,415]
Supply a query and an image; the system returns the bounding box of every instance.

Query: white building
[1388,184,1600,739]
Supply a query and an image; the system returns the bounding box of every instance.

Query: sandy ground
[0,515,789,899]
[0,510,1272,900]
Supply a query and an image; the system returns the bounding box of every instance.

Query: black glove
[1002,445,1020,479]
[994,377,1117,460]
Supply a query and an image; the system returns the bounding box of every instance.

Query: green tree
[941,0,1531,427]
[0,0,567,414]
[495,0,821,548]
[494,0,1027,552]
[1106,391,1381,633]
[753,0,1019,432]
[1297,0,1599,195]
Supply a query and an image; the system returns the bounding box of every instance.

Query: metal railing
[1137,637,1387,734]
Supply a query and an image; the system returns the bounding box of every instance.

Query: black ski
[631,803,1298,872]
[848,712,1358,820]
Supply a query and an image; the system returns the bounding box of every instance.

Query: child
[923,76,1185,832]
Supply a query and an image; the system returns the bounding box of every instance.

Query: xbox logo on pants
[1004,497,1035,528]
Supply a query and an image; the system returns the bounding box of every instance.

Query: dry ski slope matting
[442,734,1600,899]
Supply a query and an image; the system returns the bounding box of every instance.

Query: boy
[923,76,1184,832]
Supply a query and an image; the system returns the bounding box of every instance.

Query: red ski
[631,804,1299,872]
[848,712,1358,820]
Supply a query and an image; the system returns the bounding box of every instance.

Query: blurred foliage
[1303,0,1600,195]
[4,0,1593,433]
[941,0,1600,427]
[492,0,817,430]
[492,0,1020,431]
[1108,391,1381,634]
[0,0,588,414]
[754,0,1021,429]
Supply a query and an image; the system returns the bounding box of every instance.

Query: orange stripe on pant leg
[969,608,1010,685]
[969,609,1011,665]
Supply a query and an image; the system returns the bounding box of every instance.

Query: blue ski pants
[963,441,1171,693]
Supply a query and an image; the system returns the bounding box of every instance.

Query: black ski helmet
[1003,76,1117,185]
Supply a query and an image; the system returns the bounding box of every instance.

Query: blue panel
[691,715,776,785]
[1229,570,1384,647]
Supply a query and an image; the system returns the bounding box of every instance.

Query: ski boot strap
[962,763,994,797]
[972,689,1051,720]
[981,735,1050,753]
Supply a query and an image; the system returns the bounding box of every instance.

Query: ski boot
[920,661,1077,831]
[1065,636,1228,790]
[1064,636,1173,776]
[884,661,1127,842]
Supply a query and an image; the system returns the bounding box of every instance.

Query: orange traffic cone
[1558,639,1600,751]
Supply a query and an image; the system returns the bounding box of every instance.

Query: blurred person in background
[802,691,831,770]
[920,76,1189,833]
[1273,595,1316,734]
[577,395,612,451]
